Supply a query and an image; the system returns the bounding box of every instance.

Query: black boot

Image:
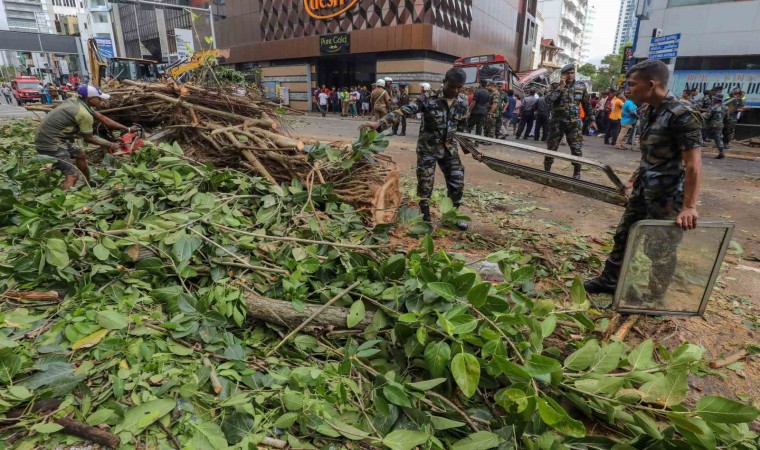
[583,260,620,295]
[420,202,432,224]
[543,159,552,172]
[715,151,725,159]
[572,164,581,180]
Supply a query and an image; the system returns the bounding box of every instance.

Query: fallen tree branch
[2,291,60,302]
[264,281,363,356]
[54,418,120,448]
[613,315,640,341]
[710,349,748,369]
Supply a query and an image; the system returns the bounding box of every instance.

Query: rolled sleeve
[672,111,703,152]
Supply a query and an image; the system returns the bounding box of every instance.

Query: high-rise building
[1,0,50,33]
[613,0,637,54]
[538,0,590,66]
[580,3,595,62]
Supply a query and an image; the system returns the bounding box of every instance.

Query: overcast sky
[586,0,623,66]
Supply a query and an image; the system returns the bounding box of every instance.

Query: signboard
[305,0,358,20]
[319,33,350,55]
[648,33,679,60]
[279,86,290,105]
[262,81,279,101]
[671,70,760,107]
[174,28,194,59]
[94,37,114,59]
[620,46,633,74]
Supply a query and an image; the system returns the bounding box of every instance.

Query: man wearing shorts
[35,85,137,189]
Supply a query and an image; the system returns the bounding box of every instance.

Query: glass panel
[615,221,732,315]
[461,66,477,84]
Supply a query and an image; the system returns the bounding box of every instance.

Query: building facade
[613,0,636,54]
[1,0,50,32]
[537,0,589,66]
[580,3,594,62]
[216,0,535,110]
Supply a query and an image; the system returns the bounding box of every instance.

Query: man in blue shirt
[501,89,516,137]
[615,96,638,150]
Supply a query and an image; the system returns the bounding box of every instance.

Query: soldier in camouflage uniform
[703,95,727,158]
[361,68,470,231]
[585,60,703,306]
[484,81,503,138]
[392,84,410,136]
[723,88,748,150]
[543,64,596,179]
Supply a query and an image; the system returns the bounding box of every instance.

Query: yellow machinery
[164,49,230,81]
[88,39,159,88]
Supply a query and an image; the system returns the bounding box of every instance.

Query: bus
[452,54,523,97]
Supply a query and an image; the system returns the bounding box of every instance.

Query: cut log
[243,293,374,333]
[55,418,121,448]
[3,290,60,302]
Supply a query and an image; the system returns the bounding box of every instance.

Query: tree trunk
[243,294,374,332]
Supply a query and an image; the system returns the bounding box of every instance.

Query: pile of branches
[1,121,758,449]
[29,80,401,225]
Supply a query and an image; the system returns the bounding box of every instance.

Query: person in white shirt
[317,91,329,117]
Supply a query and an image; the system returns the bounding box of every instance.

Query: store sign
[620,46,633,74]
[305,0,358,20]
[94,37,114,59]
[175,28,195,59]
[319,33,350,55]
[672,70,760,107]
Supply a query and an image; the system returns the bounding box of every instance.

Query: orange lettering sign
[304,0,358,20]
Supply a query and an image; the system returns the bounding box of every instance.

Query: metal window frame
[612,220,735,316]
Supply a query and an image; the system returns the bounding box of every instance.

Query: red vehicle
[11,76,41,105]
[453,54,524,97]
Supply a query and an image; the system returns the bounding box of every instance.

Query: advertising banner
[94,37,114,59]
[174,28,194,59]
[672,70,760,107]
[319,33,350,55]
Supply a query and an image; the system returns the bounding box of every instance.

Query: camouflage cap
[560,64,575,74]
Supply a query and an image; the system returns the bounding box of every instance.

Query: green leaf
[451,431,503,450]
[45,238,69,269]
[589,341,623,374]
[407,378,446,391]
[627,339,655,370]
[382,429,430,450]
[564,339,599,371]
[694,396,760,424]
[633,411,663,440]
[424,341,451,378]
[172,235,200,262]
[93,243,110,261]
[570,277,587,305]
[31,423,64,434]
[525,354,562,376]
[451,352,480,398]
[115,399,176,435]
[274,412,299,428]
[670,343,705,366]
[639,370,688,407]
[438,196,454,214]
[537,397,586,437]
[325,418,369,440]
[96,310,129,330]
[71,329,109,350]
[381,254,406,279]
[347,299,365,328]
[383,381,412,407]
[492,356,531,382]
[191,421,228,450]
[86,408,114,426]
[467,282,491,307]
[427,282,457,301]
[23,362,73,389]
[430,416,465,430]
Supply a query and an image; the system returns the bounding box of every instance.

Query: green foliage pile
[0,119,758,449]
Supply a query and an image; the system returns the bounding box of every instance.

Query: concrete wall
[261,64,311,111]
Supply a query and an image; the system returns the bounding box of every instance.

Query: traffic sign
[648,42,679,52]
[651,33,680,44]
[648,51,677,60]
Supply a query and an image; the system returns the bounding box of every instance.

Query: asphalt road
[0,100,34,120]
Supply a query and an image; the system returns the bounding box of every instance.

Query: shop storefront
[216,0,535,110]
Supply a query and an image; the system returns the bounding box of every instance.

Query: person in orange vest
[543,64,596,179]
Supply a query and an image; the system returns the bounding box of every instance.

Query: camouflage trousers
[706,127,725,152]
[606,188,684,297]
[544,117,583,169]
[484,114,499,138]
[722,118,737,146]
[416,149,465,206]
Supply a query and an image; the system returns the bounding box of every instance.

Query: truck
[10,76,41,105]
[88,38,159,88]
[453,54,525,97]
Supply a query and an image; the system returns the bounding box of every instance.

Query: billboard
[94,37,115,59]
[671,70,760,107]
[174,28,194,59]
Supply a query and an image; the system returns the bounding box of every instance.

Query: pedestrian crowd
[1,81,80,106]
[312,78,412,129]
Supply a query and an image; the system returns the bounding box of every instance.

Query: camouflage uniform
[543,81,592,173]
[392,89,410,135]
[722,96,745,146]
[378,88,470,207]
[587,93,703,298]
[703,102,726,153]
[484,88,503,138]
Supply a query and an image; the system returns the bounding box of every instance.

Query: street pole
[208,3,216,49]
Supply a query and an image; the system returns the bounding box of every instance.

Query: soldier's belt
[455,133,628,206]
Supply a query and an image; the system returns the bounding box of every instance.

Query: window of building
[667,0,737,6]
[92,12,108,23]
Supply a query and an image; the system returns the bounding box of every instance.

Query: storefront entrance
[317,54,376,89]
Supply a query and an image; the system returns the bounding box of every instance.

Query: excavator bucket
[455,133,628,206]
